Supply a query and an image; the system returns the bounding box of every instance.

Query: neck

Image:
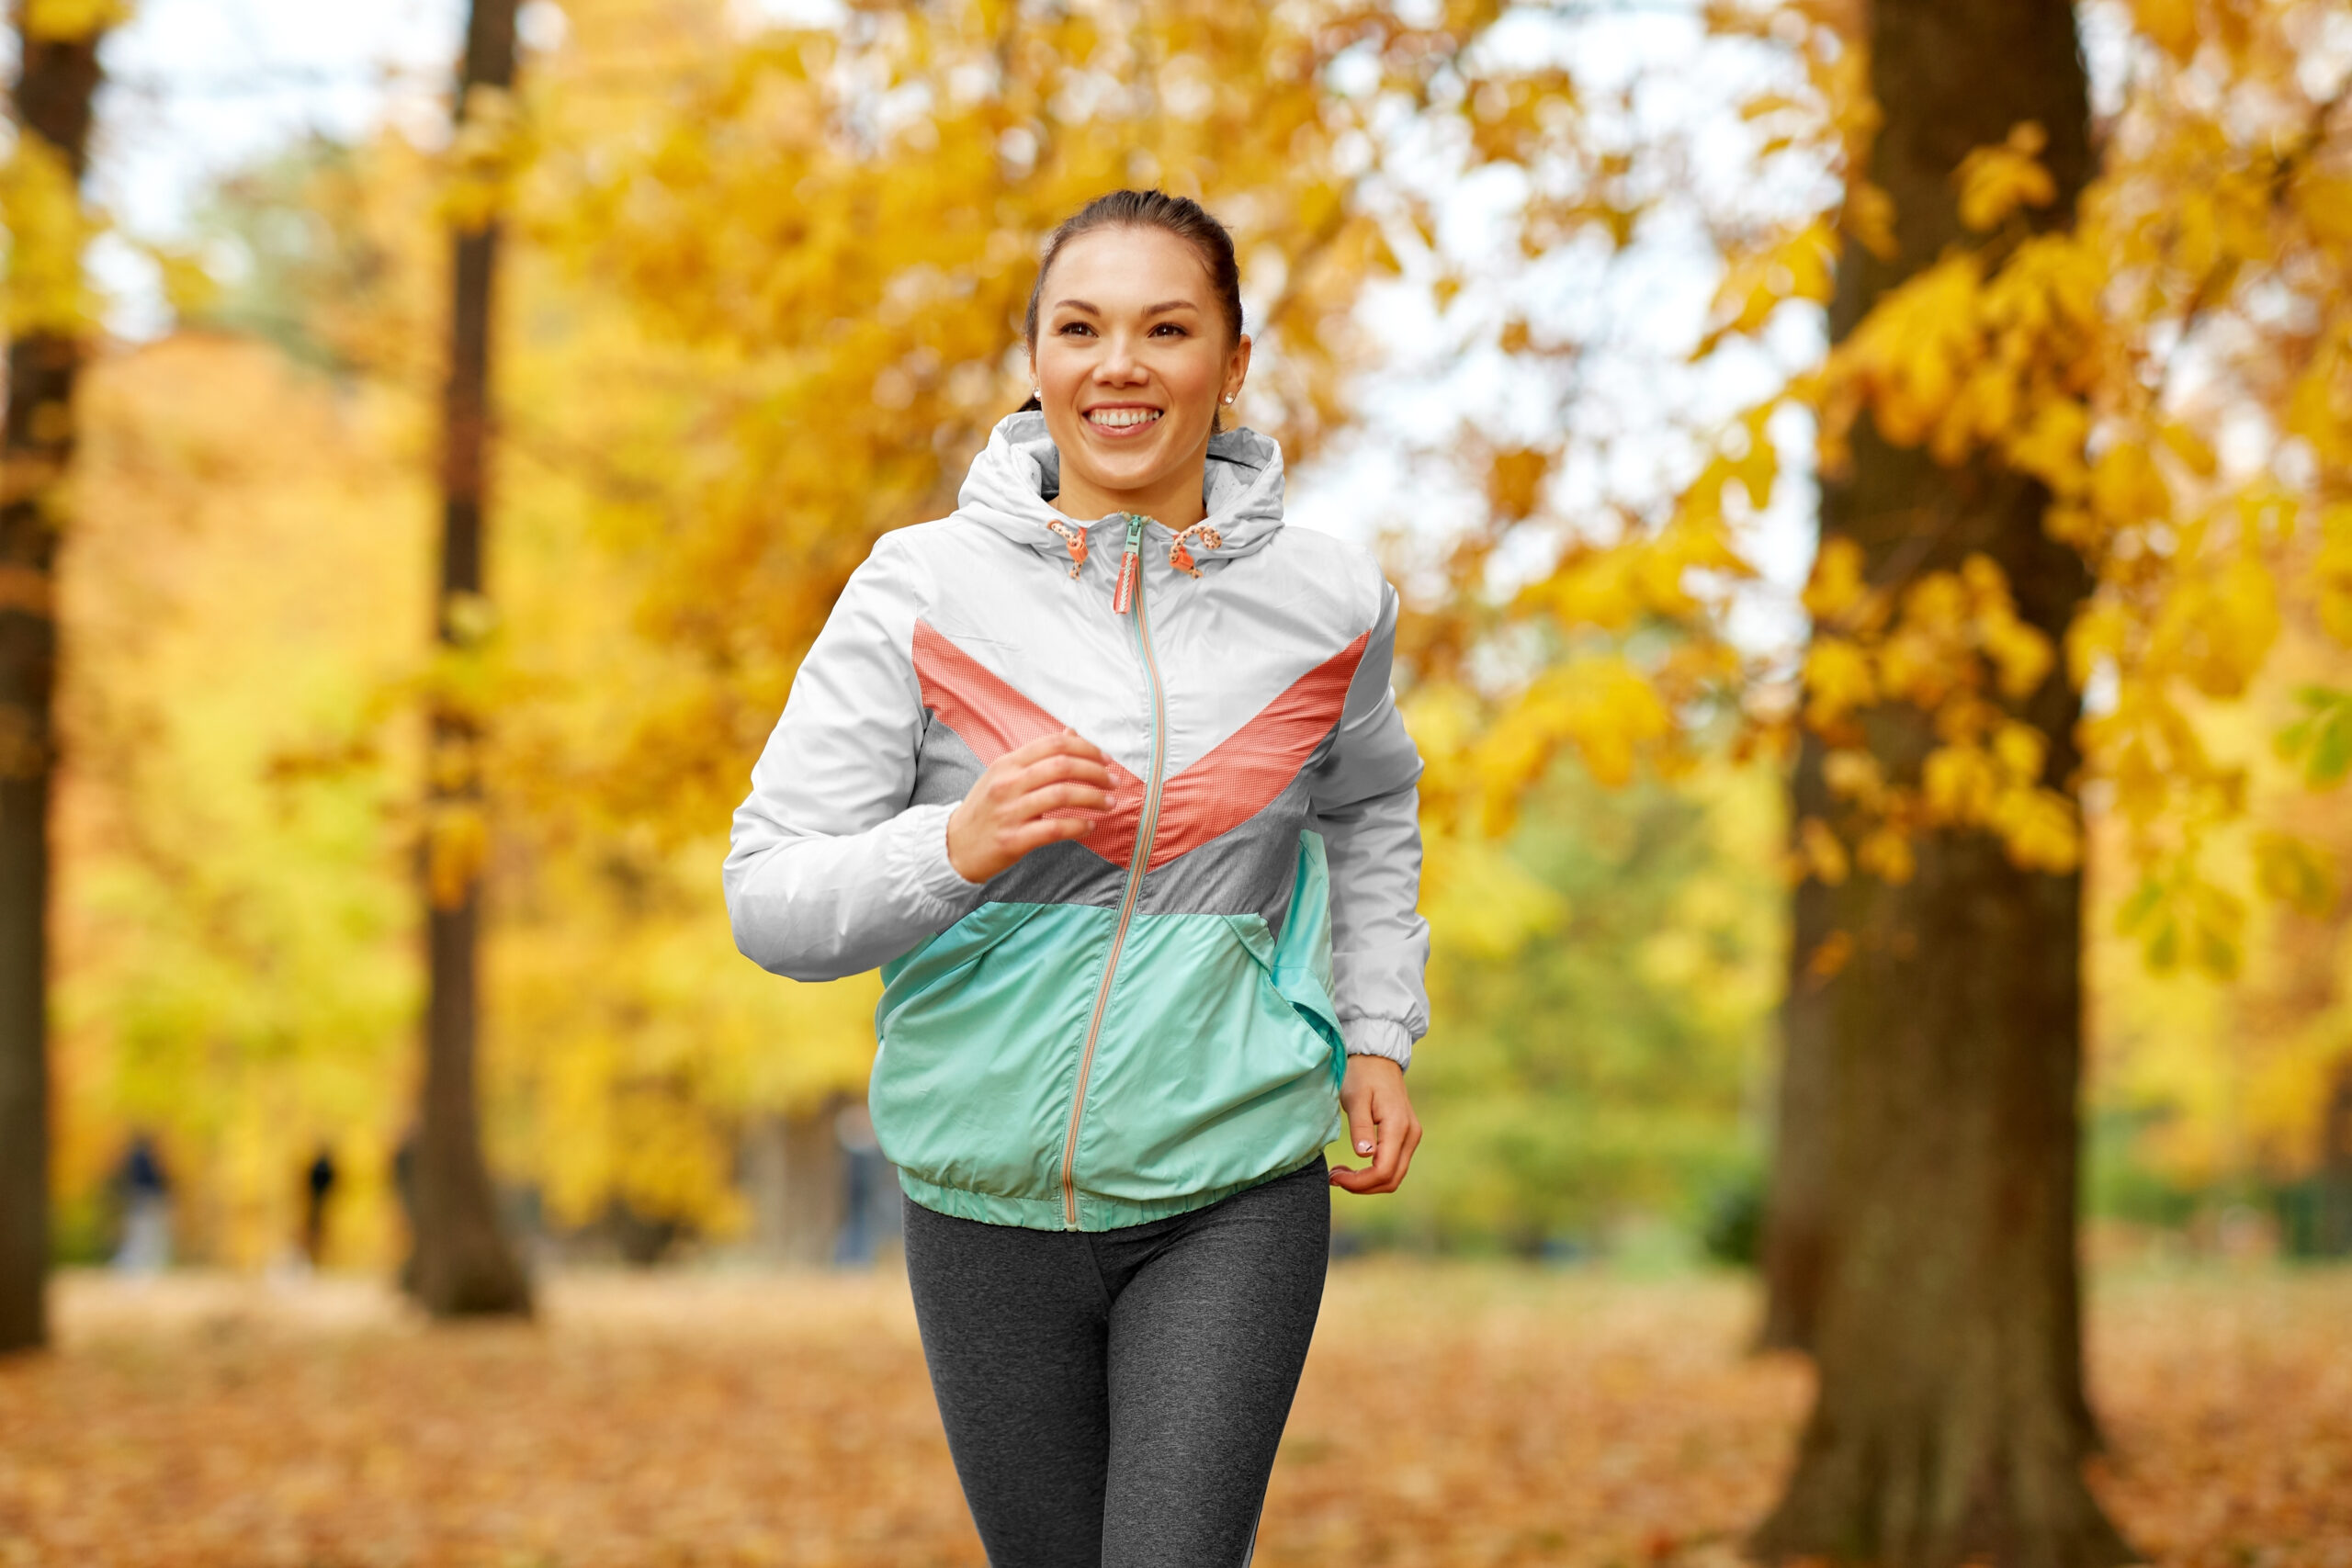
[1056,446,1210,530]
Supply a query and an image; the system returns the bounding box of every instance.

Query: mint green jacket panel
[1073,923,1340,1213]
[871,901,1106,1206]
[872,835,1348,1232]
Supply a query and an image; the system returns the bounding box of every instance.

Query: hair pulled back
[1018,190,1243,417]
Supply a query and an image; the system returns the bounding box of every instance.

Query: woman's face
[1030,226,1250,525]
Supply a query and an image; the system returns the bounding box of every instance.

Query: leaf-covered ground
[1,1264,2345,1566]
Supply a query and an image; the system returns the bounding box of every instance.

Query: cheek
[1034,340,1080,393]
[1158,348,1223,420]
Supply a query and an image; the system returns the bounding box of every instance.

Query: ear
[1223,333,1253,405]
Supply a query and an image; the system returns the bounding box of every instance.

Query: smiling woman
[725,188,1430,1565]
[1016,192,1251,537]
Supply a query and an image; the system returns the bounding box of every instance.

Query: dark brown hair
[1018,189,1244,414]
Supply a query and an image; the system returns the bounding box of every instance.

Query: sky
[90,0,470,333]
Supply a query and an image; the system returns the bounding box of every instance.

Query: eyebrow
[1052,299,1203,315]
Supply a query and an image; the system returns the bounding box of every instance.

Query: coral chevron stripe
[1145,633,1367,868]
[911,619,1367,871]
[911,619,1143,861]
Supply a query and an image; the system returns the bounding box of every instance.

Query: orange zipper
[1060,513,1168,1229]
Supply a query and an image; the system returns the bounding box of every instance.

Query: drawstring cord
[1168,521,1224,578]
[1041,517,1226,589]
[1044,520,1089,579]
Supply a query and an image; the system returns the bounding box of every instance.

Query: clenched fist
[946,731,1115,885]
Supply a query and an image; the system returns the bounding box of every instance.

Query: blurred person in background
[727,189,1429,1566]
[110,1133,173,1275]
[303,1145,339,1268]
[831,1101,902,1267]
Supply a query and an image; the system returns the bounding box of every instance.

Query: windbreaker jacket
[725,412,1430,1231]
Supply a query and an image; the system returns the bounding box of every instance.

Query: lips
[1085,405,1163,436]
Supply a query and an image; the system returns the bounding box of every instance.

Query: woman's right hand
[945,731,1114,884]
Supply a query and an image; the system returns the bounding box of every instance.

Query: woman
[725,189,1429,1566]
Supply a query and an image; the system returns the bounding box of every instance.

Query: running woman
[726,188,1429,1567]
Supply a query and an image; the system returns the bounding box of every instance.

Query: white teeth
[1088,408,1161,429]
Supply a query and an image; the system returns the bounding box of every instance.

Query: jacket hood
[955,410,1287,568]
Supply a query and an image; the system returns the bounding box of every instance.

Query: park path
[0,1264,2345,1566]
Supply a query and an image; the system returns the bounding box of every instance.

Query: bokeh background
[38,0,2347,1284]
[2,0,2348,1564]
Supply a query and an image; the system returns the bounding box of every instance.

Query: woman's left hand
[1329,1055,1421,1195]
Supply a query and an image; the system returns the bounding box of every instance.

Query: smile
[1086,406,1162,435]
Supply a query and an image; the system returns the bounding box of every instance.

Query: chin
[1066,423,1196,492]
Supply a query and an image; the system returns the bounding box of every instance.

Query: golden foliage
[20,0,129,42]
[56,338,429,1270]
[1480,0,2352,965]
[1,133,96,335]
[49,0,2352,1240]
[1957,121,2059,232]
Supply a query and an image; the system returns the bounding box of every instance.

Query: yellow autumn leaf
[1993,721,2049,782]
[1798,817,1850,886]
[1822,748,1885,805]
[1956,122,2058,231]
[1856,826,1917,885]
[1804,637,1876,727]
[1991,785,2082,874]
[2132,0,2199,61]
[2066,598,2130,686]
[22,0,128,40]
[2251,831,2337,917]
[1924,743,1998,823]
[1804,536,1871,626]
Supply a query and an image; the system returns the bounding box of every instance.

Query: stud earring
[1222,393,1235,405]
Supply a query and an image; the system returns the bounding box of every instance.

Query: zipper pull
[1111,513,1147,615]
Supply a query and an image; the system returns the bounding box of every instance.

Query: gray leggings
[901,1159,1329,1568]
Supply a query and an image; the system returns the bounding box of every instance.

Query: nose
[1093,329,1149,386]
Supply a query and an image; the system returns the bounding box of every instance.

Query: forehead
[1045,226,1216,305]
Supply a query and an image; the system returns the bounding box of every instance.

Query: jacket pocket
[871,901,1110,1202]
[1071,905,1344,1206]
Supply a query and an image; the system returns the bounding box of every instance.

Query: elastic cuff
[1340,1016,1414,1071]
[892,802,985,910]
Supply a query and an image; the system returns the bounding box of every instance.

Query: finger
[1342,1088,1377,1163]
[1366,1100,1407,1191]
[1005,729,1107,766]
[1328,1162,1384,1193]
[1012,756,1114,794]
[1386,1118,1423,1190]
[1004,816,1096,855]
[1000,782,1114,823]
[1369,1083,1420,1190]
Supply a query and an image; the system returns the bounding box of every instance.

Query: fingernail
[1356,1140,1374,1155]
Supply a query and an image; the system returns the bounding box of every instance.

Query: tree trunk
[1756,732,1836,1354]
[0,6,107,1359]
[411,0,532,1320]
[741,1097,850,1267]
[2319,1058,2352,1257]
[1751,0,2132,1562]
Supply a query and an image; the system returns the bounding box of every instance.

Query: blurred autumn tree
[1352,756,1783,1256]
[409,0,533,1320]
[48,0,1542,1269]
[1351,0,2346,1555]
[1,0,116,1356]
[56,334,422,1276]
[21,2,2347,1555]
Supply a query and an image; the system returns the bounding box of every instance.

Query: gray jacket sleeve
[1310,581,1430,1068]
[724,536,984,981]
